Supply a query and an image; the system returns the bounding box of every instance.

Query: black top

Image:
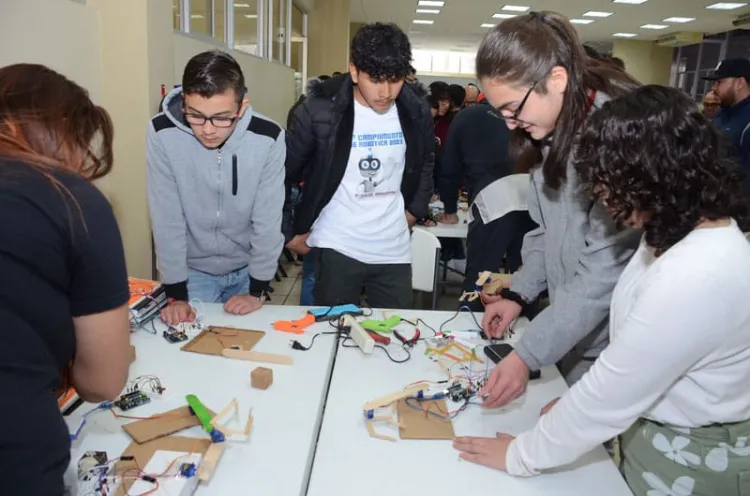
[0,159,129,495]
[282,75,436,241]
[438,102,514,214]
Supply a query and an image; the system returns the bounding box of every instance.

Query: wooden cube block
[250,367,273,390]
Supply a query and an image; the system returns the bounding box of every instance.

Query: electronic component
[126,376,165,395]
[178,462,197,478]
[163,328,188,343]
[78,450,108,481]
[114,391,152,411]
[340,314,374,354]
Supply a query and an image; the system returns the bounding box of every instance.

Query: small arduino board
[114,391,151,411]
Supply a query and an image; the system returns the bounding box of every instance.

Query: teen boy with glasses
[147,50,285,325]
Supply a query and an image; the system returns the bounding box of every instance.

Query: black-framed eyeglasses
[182,105,241,128]
[496,82,537,125]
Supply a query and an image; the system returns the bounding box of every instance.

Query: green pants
[621,417,750,496]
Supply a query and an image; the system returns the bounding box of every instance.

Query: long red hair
[0,63,114,179]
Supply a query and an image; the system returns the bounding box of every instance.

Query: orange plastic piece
[273,313,315,334]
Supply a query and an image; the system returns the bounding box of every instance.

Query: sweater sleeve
[508,176,547,301]
[506,269,726,476]
[513,201,640,370]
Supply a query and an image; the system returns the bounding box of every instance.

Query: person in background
[704,58,750,193]
[0,64,131,495]
[449,84,467,113]
[455,84,750,496]
[284,22,434,308]
[436,99,536,309]
[318,74,331,81]
[332,71,342,77]
[464,83,480,106]
[475,11,641,407]
[702,90,720,120]
[406,65,417,84]
[147,50,285,324]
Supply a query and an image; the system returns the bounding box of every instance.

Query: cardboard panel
[397,398,455,440]
[122,406,216,444]
[181,326,265,357]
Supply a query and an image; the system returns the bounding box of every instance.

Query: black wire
[400,318,437,341]
[341,341,412,364]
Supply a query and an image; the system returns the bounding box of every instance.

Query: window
[189,0,211,36]
[235,1,260,55]
[173,0,181,30]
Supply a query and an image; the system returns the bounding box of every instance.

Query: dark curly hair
[575,85,750,256]
[350,23,411,81]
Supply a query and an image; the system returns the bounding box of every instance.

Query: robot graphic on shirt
[358,152,382,194]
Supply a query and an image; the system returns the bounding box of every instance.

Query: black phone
[484,344,541,380]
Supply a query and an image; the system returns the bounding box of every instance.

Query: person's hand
[540,397,560,416]
[405,210,417,231]
[453,433,515,471]
[286,233,311,255]
[479,290,503,306]
[480,351,530,408]
[224,295,263,315]
[481,299,522,338]
[160,301,196,326]
[436,212,459,224]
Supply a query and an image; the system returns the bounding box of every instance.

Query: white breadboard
[340,314,374,354]
[125,450,202,496]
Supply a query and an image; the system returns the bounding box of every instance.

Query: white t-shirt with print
[308,99,411,264]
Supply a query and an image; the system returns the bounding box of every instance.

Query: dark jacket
[439,101,513,214]
[283,75,435,240]
[714,96,750,193]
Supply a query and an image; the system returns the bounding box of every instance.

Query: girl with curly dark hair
[458,85,750,495]
[471,11,641,409]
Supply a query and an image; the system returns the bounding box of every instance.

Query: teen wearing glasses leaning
[474,11,641,407]
[457,84,750,496]
[147,50,285,325]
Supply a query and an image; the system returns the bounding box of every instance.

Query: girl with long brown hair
[0,64,131,495]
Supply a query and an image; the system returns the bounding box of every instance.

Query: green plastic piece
[186,394,214,433]
[361,315,402,334]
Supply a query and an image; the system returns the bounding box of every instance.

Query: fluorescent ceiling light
[493,13,518,18]
[413,19,435,24]
[244,14,258,18]
[613,32,638,37]
[584,11,614,17]
[416,9,440,13]
[481,23,496,28]
[613,0,648,4]
[705,2,747,9]
[418,1,445,6]
[501,5,530,12]
[190,14,204,19]
[234,3,251,7]
[663,17,695,23]
[570,19,595,24]
[641,23,668,29]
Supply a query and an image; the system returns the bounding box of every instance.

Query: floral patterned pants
[621,417,750,496]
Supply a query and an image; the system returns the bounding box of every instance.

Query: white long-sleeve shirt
[506,220,750,476]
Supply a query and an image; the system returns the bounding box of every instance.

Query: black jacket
[438,101,513,214]
[283,75,435,240]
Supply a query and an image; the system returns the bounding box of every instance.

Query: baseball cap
[703,58,750,81]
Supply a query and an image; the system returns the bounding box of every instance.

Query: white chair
[410,229,442,309]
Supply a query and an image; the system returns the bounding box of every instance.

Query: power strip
[340,314,374,354]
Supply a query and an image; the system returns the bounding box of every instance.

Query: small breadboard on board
[124,450,202,496]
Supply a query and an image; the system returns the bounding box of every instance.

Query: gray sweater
[511,93,641,371]
[146,88,285,290]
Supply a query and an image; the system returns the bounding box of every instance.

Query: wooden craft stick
[221,348,294,365]
[198,442,225,482]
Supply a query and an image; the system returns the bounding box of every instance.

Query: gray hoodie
[146,87,285,294]
[511,92,641,373]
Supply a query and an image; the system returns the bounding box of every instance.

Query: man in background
[464,84,480,107]
[147,50,285,324]
[284,23,434,308]
[704,58,750,193]
[702,90,720,120]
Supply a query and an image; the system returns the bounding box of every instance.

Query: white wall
[0,0,102,102]
[173,34,296,125]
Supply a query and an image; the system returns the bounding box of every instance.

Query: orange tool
[273,313,315,334]
[367,330,391,346]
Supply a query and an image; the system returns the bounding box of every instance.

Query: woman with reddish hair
[0,64,131,494]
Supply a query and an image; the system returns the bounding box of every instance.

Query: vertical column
[307,0,350,77]
[90,0,175,279]
[612,39,673,85]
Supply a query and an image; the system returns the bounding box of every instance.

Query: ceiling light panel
[418,1,445,6]
[641,24,668,29]
[663,17,695,22]
[613,32,638,37]
[413,19,435,24]
[705,3,747,9]
[493,13,518,18]
[570,19,595,24]
[501,5,530,12]
[583,11,614,17]
[481,23,496,28]
[613,0,648,4]
[416,9,440,13]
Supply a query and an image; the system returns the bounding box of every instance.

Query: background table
[306,310,633,496]
[65,304,336,496]
[416,201,470,239]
